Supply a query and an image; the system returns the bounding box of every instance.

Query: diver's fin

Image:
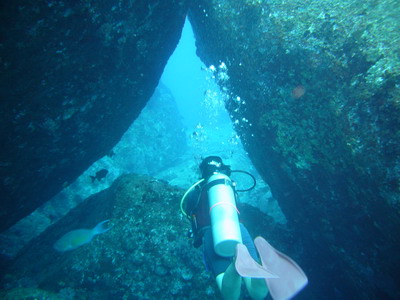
[254,236,308,300]
[235,244,279,278]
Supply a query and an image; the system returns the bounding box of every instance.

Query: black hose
[231,170,257,192]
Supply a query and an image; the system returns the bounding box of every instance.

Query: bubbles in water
[188,62,244,155]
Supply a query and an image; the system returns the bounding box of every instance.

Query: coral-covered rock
[0,174,217,299]
[189,0,400,298]
[0,0,190,231]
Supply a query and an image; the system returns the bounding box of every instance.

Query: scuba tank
[180,156,257,256]
[206,173,242,257]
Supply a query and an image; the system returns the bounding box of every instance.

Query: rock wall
[0,0,190,231]
[189,0,400,298]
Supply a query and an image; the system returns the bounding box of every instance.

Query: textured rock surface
[189,0,400,298]
[0,173,290,299]
[0,174,214,299]
[0,0,190,231]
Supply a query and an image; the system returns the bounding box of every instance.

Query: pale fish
[53,220,111,252]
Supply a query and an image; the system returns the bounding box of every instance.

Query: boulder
[1,174,216,299]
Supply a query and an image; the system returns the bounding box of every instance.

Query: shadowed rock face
[189,0,400,298]
[0,0,190,231]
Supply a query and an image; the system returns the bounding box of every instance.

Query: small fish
[90,168,108,183]
[53,220,112,252]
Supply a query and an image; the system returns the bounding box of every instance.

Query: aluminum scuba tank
[206,173,242,257]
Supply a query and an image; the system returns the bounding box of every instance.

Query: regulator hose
[180,178,205,218]
[230,170,256,192]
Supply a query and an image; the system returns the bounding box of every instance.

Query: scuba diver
[180,156,308,300]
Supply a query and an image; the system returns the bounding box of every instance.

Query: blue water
[162,19,231,129]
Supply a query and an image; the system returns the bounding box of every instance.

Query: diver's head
[200,156,231,179]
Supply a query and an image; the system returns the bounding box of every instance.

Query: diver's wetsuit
[186,183,259,276]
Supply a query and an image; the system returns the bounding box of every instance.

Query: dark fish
[90,168,108,183]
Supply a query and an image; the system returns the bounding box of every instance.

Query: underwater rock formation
[0,0,190,231]
[189,0,400,298]
[0,174,215,299]
[0,173,291,299]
